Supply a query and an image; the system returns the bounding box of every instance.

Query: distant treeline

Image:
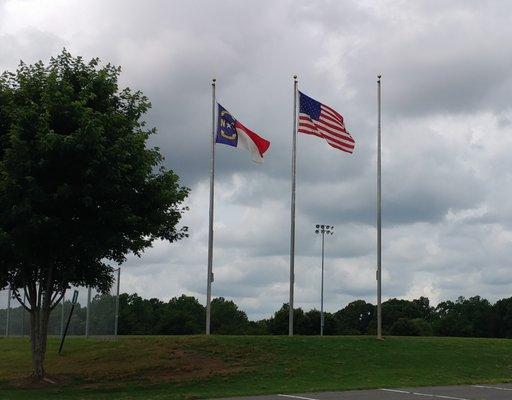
[2,293,512,337]
[118,293,512,337]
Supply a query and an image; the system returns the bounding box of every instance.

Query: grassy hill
[1,335,512,399]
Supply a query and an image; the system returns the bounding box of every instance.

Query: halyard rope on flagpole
[289,75,298,336]
[206,78,216,335]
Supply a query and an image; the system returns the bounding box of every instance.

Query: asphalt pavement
[216,383,512,400]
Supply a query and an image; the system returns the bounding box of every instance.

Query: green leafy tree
[335,300,375,334]
[119,293,166,335]
[322,312,338,335]
[0,50,189,379]
[381,297,434,333]
[211,297,249,334]
[160,295,205,334]
[461,296,493,337]
[267,304,306,335]
[119,293,159,335]
[390,317,432,336]
[410,318,433,336]
[433,296,493,337]
[390,318,418,336]
[245,319,269,335]
[493,297,512,338]
[89,293,117,335]
[300,309,321,335]
[433,299,472,336]
[412,297,435,321]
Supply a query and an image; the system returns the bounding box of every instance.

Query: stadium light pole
[315,224,334,336]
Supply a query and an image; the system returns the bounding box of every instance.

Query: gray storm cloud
[1,0,512,319]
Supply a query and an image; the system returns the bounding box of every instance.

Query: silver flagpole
[320,229,325,336]
[289,75,298,336]
[206,78,216,335]
[377,74,383,340]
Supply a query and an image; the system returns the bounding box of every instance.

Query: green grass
[1,335,512,399]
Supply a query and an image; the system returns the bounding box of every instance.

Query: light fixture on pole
[314,224,334,336]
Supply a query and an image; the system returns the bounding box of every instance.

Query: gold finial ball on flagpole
[293,75,297,80]
[377,74,382,80]
[212,78,216,84]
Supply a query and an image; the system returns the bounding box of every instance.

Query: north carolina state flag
[216,104,270,163]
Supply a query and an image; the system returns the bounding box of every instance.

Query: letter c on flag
[220,129,236,140]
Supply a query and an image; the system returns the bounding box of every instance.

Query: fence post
[5,285,11,337]
[60,293,65,337]
[114,268,121,339]
[21,291,26,337]
[85,287,91,338]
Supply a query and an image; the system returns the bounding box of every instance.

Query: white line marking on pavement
[381,389,411,394]
[278,395,319,400]
[380,388,469,400]
[411,394,469,400]
[473,384,512,391]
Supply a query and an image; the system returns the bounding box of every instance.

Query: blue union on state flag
[298,91,355,154]
[216,104,270,163]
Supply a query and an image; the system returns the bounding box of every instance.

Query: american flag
[298,91,355,154]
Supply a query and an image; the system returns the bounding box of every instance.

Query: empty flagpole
[289,75,298,336]
[206,78,216,335]
[320,229,325,336]
[377,74,383,340]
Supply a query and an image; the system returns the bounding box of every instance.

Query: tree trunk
[29,299,51,380]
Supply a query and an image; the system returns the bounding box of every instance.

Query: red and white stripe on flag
[298,91,355,154]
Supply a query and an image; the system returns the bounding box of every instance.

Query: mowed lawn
[1,335,512,399]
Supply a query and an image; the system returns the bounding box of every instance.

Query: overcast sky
[2,0,512,319]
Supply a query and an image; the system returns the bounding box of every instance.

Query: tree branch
[50,290,65,311]
[27,283,37,311]
[37,280,42,309]
[50,288,60,304]
[42,265,54,310]
[12,288,31,312]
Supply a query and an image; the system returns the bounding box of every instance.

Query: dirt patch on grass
[139,348,245,384]
[3,338,251,390]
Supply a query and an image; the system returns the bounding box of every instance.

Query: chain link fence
[1,268,120,338]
